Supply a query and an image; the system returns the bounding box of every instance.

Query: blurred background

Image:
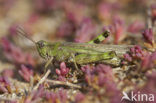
[0,0,155,44]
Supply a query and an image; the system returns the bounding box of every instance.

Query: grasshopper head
[36,40,49,59]
[16,27,50,59]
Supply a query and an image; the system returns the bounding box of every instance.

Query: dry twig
[33,69,51,90]
[46,79,81,89]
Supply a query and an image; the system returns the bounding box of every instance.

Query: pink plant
[81,64,121,102]
[24,85,45,103]
[6,100,17,103]
[141,51,156,71]
[18,65,34,82]
[124,46,156,72]
[130,45,144,58]
[123,53,132,62]
[112,16,125,44]
[128,20,145,33]
[45,88,67,103]
[0,76,11,93]
[74,92,85,103]
[98,2,120,21]
[74,18,96,43]
[144,71,156,95]
[57,76,67,82]
[55,62,69,76]
[98,2,112,20]
[82,64,115,87]
[0,0,16,11]
[133,71,156,98]
[55,62,69,81]
[57,88,68,103]
[34,0,58,12]
[63,1,86,25]
[27,13,39,24]
[81,65,94,84]
[124,45,145,62]
[142,28,154,45]
[0,84,8,93]
[31,85,45,100]
[1,37,35,66]
[56,21,75,37]
[2,69,14,78]
[9,24,18,36]
[46,92,58,103]
[151,4,156,23]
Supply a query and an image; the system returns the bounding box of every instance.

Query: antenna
[16,26,36,44]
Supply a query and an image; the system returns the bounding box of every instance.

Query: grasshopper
[17,27,121,70]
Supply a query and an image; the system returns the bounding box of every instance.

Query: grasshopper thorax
[36,40,49,59]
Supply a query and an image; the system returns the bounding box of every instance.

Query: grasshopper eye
[39,42,44,48]
[37,41,45,48]
[37,40,47,48]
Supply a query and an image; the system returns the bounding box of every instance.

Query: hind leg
[75,51,116,65]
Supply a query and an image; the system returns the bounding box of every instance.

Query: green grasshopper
[17,27,121,70]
